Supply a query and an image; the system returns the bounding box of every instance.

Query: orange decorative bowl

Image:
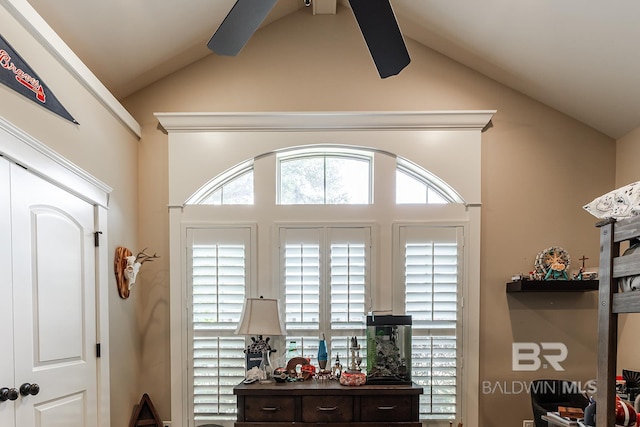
[339,371,366,386]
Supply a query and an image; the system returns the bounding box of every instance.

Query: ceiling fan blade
[348,0,411,78]
[207,0,278,56]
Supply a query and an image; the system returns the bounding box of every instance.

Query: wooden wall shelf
[506,280,599,293]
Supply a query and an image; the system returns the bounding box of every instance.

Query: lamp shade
[235,297,285,336]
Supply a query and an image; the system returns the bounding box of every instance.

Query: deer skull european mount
[114,246,160,299]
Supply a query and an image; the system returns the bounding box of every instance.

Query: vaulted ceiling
[24,0,640,138]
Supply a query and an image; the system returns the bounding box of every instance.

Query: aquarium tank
[366,314,412,385]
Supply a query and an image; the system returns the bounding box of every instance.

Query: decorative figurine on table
[331,354,343,378]
[348,336,363,371]
[315,334,332,380]
[339,336,366,386]
[318,333,328,371]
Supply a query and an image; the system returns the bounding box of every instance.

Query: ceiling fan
[207,0,411,78]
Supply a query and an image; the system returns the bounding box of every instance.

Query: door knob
[19,383,40,396]
[0,387,18,401]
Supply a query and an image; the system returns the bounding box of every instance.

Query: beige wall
[123,6,616,426]
[616,126,640,185]
[1,6,141,427]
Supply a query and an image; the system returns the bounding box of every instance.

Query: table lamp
[236,296,285,383]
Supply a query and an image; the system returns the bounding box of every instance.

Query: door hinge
[94,231,103,247]
[96,343,101,358]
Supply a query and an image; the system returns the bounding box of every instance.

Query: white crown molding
[155,110,496,132]
[0,116,112,207]
[2,0,141,138]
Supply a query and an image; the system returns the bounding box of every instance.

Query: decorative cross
[579,255,589,269]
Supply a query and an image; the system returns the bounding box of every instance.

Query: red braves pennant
[0,33,78,124]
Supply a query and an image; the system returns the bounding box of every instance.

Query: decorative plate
[534,246,571,277]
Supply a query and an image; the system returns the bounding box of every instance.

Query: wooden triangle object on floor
[129,393,163,427]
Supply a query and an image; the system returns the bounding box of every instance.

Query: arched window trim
[396,157,465,204]
[276,145,375,161]
[185,159,254,205]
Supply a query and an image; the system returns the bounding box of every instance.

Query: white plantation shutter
[280,227,369,364]
[399,225,462,420]
[283,229,320,331]
[188,227,253,421]
[330,240,367,329]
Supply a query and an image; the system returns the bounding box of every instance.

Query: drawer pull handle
[317,406,338,412]
[377,405,397,411]
[260,407,279,412]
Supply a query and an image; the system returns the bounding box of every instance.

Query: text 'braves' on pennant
[0,34,78,124]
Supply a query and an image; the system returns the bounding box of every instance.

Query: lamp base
[259,349,273,383]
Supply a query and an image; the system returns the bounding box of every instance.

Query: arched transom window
[186,147,461,206]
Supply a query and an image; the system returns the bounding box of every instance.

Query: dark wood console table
[234,380,423,427]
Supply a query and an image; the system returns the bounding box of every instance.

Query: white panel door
[0,157,15,426]
[10,163,98,427]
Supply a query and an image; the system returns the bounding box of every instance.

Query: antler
[135,248,160,264]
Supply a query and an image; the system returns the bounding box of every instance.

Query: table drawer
[360,395,413,422]
[301,395,353,423]
[244,396,295,422]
